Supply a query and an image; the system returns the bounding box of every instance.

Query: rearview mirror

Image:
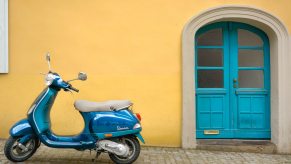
[78,72,87,81]
[46,52,52,71]
[46,53,51,62]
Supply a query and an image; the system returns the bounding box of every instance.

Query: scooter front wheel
[4,136,39,162]
[109,136,140,164]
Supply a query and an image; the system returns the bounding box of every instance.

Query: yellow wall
[1,0,291,147]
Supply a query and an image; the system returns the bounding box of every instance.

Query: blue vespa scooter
[4,53,144,164]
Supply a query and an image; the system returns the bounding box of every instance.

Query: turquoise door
[195,22,270,139]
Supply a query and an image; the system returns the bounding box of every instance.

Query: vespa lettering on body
[117,126,129,131]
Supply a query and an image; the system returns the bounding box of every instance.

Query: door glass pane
[197,29,222,46]
[238,49,264,67]
[198,70,223,88]
[238,29,263,46]
[198,49,223,67]
[239,70,264,88]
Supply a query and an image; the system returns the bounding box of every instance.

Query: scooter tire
[4,136,39,162]
[109,136,141,164]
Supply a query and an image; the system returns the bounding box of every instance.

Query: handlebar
[69,85,79,92]
[64,81,79,92]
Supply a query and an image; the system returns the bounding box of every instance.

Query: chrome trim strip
[32,88,50,133]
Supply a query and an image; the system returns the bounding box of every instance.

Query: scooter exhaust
[97,140,129,157]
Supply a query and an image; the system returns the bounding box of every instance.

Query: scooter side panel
[95,129,142,140]
[10,119,34,137]
[90,110,139,134]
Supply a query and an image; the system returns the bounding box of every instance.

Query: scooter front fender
[10,119,34,137]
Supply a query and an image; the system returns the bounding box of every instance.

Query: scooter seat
[74,100,133,112]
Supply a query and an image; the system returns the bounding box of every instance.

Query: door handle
[233,78,238,88]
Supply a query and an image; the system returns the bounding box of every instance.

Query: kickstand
[92,151,101,162]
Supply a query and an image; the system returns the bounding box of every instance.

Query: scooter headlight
[45,73,54,86]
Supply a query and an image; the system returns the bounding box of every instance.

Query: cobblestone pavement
[1,140,291,164]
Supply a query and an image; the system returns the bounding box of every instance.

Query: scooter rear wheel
[4,136,39,162]
[109,136,140,164]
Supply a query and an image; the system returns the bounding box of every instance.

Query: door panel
[196,22,270,139]
[232,22,270,139]
[196,94,230,138]
[238,96,266,129]
[197,95,225,128]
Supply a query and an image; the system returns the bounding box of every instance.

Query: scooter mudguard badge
[4,53,145,164]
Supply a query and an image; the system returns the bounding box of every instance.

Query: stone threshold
[197,139,276,154]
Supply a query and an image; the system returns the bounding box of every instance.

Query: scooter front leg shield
[10,119,34,137]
